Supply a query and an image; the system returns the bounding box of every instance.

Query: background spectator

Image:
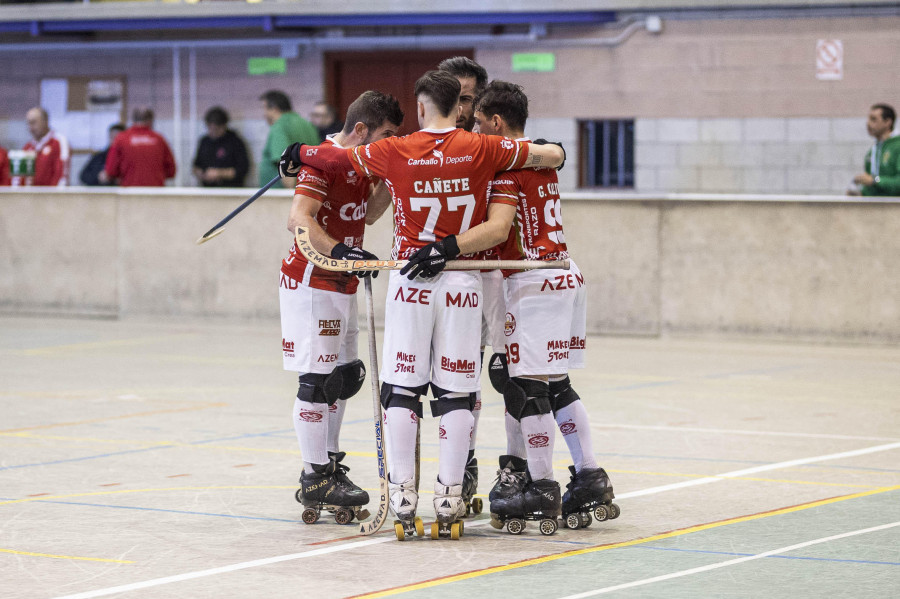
[105,107,176,187]
[0,146,9,186]
[192,107,250,187]
[309,101,343,142]
[16,107,70,186]
[79,123,125,186]
[259,90,319,188]
[851,103,900,196]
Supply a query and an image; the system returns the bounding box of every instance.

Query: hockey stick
[359,276,390,536]
[294,226,570,271]
[196,175,281,244]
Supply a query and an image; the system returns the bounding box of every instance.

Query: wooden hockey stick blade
[196,175,281,245]
[294,225,569,272]
[359,277,390,536]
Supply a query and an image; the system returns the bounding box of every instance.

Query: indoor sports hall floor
[1,315,898,599]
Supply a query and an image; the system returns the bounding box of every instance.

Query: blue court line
[0,497,303,524]
[628,545,900,566]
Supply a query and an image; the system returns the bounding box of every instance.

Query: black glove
[331,242,379,278]
[399,235,460,280]
[533,138,566,171]
[278,143,306,178]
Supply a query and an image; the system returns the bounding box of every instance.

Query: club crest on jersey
[504,312,516,336]
[345,170,358,184]
[501,139,515,150]
[432,149,444,167]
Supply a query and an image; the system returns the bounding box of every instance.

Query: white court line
[555,520,900,598]
[53,442,900,598]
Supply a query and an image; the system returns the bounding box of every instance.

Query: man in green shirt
[851,103,900,197]
[260,90,320,188]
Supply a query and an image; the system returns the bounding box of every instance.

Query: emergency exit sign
[512,53,556,72]
[248,57,286,75]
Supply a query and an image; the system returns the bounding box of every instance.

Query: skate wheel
[581,513,593,528]
[356,508,371,521]
[489,517,504,530]
[471,497,483,515]
[506,518,525,535]
[301,508,319,525]
[414,517,425,537]
[459,520,465,536]
[430,522,440,540]
[294,489,303,503]
[539,518,558,536]
[334,508,353,525]
[450,522,461,540]
[394,522,406,541]
[565,513,582,529]
[594,505,609,522]
[608,503,621,519]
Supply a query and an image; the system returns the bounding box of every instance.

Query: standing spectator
[309,102,343,142]
[17,107,70,186]
[105,107,176,187]
[79,123,125,186]
[192,106,250,187]
[851,103,900,196]
[0,146,10,186]
[259,90,319,188]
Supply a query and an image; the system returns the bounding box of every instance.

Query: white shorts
[381,270,483,393]
[279,274,359,373]
[480,269,507,351]
[503,260,586,377]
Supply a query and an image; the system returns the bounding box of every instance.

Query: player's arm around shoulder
[365,180,391,225]
[456,201,517,255]
[522,140,566,170]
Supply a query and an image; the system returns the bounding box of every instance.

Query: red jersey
[0,148,9,186]
[21,131,70,186]
[489,140,569,277]
[348,127,529,259]
[281,138,373,295]
[105,125,176,187]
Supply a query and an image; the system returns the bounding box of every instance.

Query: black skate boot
[461,451,482,516]
[488,455,530,502]
[328,451,365,494]
[489,478,561,536]
[295,457,370,525]
[561,465,619,529]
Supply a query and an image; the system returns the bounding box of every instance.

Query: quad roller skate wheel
[506,518,525,535]
[394,522,406,541]
[450,522,462,540]
[301,507,319,524]
[414,517,425,537]
[581,513,593,528]
[489,516,504,529]
[430,522,440,539]
[334,508,353,525]
[608,503,621,519]
[594,504,609,522]
[539,518,558,536]
[294,489,303,503]
[565,513,582,529]
[470,498,483,515]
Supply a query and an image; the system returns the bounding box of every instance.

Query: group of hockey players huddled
[276,57,618,539]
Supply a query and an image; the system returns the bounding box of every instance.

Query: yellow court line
[0,402,227,434]
[0,485,297,507]
[18,335,186,357]
[0,548,134,563]
[352,484,900,599]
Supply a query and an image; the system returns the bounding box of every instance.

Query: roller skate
[328,451,365,494]
[461,452,483,516]
[431,480,466,540]
[560,465,620,530]
[295,457,370,525]
[389,478,424,541]
[490,478,561,536]
[488,455,530,502]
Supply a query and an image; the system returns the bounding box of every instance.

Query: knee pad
[380,382,426,418]
[335,359,366,400]
[429,383,476,417]
[297,371,343,406]
[487,352,509,394]
[503,377,552,421]
[549,376,580,414]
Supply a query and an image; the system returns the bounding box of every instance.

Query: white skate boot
[431,479,466,540]
[389,477,423,540]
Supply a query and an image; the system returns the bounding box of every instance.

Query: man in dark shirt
[80,123,124,186]
[192,107,250,187]
[310,102,343,142]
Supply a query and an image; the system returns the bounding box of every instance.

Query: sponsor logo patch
[439,426,447,439]
[504,312,516,336]
[319,320,341,336]
[560,421,577,435]
[528,434,550,448]
[298,410,323,422]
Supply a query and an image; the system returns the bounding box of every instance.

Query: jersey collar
[420,127,457,134]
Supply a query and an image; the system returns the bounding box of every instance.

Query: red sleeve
[298,144,354,174]
[489,173,520,206]
[105,140,121,178]
[50,142,66,185]
[485,137,529,173]
[0,150,10,186]
[162,138,176,178]
[294,165,330,200]
[347,137,395,180]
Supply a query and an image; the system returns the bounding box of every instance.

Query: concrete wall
[2,188,898,344]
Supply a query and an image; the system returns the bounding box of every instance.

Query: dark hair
[259,90,292,113]
[109,123,125,133]
[204,106,229,127]
[414,71,461,118]
[132,107,154,123]
[438,56,488,94]
[872,103,896,129]
[342,91,404,135]
[474,80,529,132]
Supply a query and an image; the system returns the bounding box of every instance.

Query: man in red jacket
[18,107,70,186]
[0,146,10,186]
[105,107,176,186]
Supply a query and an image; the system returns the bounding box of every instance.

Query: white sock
[469,391,481,451]
[504,410,527,459]
[555,400,598,471]
[386,407,419,484]
[326,399,347,454]
[438,409,474,486]
[520,413,556,480]
[293,398,329,470]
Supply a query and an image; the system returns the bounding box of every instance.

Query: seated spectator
[310,102,343,142]
[105,107,176,187]
[0,146,10,186]
[79,123,125,186]
[16,107,70,186]
[192,107,250,187]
